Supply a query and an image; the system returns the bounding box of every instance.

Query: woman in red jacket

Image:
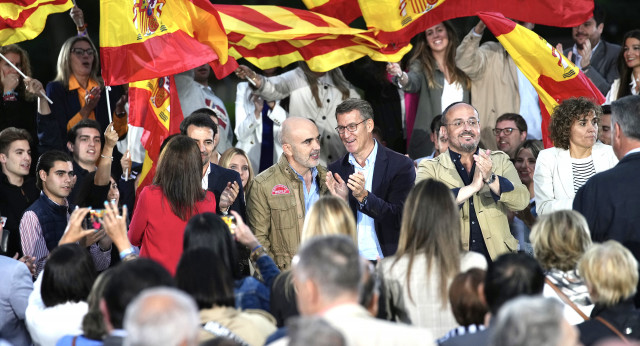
[129,135,216,275]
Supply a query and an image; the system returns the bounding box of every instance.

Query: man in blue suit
[326,99,415,260]
[574,95,640,306]
[180,111,245,218]
[0,255,33,345]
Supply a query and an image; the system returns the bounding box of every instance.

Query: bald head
[279,117,317,145]
[442,102,481,153]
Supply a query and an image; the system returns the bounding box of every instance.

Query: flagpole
[0,53,53,104]
[106,86,113,124]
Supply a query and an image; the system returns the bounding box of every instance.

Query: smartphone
[83,209,106,230]
[221,215,237,235]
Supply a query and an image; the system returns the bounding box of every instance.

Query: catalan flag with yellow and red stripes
[478,12,605,148]
[128,76,183,195]
[359,0,594,46]
[99,0,229,86]
[0,0,72,46]
[301,0,361,25]
[214,5,411,73]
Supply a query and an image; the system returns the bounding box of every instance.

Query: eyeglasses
[335,119,367,134]
[493,127,519,136]
[443,118,479,129]
[71,48,95,56]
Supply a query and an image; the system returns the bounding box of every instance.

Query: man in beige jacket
[246,117,329,270]
[417,102,529,261]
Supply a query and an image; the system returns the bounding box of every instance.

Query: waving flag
[215,5,411,73]
[0,0,72,45]
[301,0,361,25]
[359,0,594,46]
[128,76,183,194]
[99,0,229,85]
[478,12,605,148]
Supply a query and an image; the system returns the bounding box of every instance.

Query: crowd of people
[2,3,640,346]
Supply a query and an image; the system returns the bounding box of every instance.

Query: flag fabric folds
[477,12,605,148]
[214,5,411,73]
[359,0,594,46]
[0,0,72,46]
[99,0,229,86]
[301,0,361,25]
[128,76,184,194]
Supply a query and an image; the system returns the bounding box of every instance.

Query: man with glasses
[19,150,111,277]
[494,113,528,160]
[246,117,329,269]
[326,99,415,261]
[417,102,529,262]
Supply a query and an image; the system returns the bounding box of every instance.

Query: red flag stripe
[100,30,218,86]
[304,0,361,24]
[215,5,292,33]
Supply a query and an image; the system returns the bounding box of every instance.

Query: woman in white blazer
[234,80,287,173]
[534,98,618,215]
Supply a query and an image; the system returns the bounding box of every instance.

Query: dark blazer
[207,163,246,219]
[573,151,640,304]
[439,328,490,346]
[564,40,620,96]
[38,81,123,154]
[577,301,640,346]
[328,143,415,256]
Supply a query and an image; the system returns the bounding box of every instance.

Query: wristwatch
[484,173,496,184]
[358,194,368,208]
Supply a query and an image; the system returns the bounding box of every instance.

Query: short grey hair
[490,296,565,346]
[335,98,374,121]
[611,95,640,141]
[294,235,361,300]
[288,316,345,346]
[124,287,200,346]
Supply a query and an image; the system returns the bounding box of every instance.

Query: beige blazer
[533,142,618,215]
[416,150,529,260]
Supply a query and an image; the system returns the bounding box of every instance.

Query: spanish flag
[215,5,411,73]
[478,12,605,148]
[359,0,594,46]
[301,0,361,25]
[100,0,229,86]
[0,0,72,46]
[128,76,183,195]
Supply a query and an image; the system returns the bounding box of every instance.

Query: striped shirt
[20,207,111,277]
[571,157,596,193]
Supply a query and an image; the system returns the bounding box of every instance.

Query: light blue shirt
[349,140,383,260]
[516,67,542,140]
[290,165,320,213]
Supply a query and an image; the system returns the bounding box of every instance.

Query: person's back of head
[449,268,488,327]
[42,243,97,307]
[490,296,578,346]
[484,253,544,316]
[182,212,241,280]
[300,196,357,245]
[124,287,200,346]
[611,95,640,144]
[293,235,361,313]
[287,316,346,346]
[103,258,174,330]
[175,247,236,310]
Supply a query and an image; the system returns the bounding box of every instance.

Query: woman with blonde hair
[577,241,640,344]
[300,195,356,245]
[380,179,486,337]
[270,196,356,327]
[219,147,254,190]
[530,210,594,324]
[39,36,125,153]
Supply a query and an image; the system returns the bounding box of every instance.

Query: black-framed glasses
[71,48,95,56]
[335,119,367,134]
[493,127,519,136]
[443,118,479,129]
